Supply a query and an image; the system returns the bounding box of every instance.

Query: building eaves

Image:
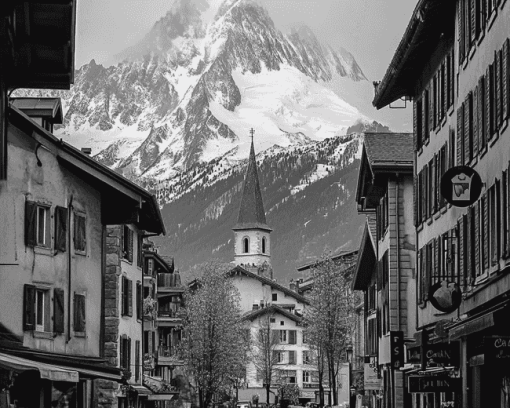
[230,266,309,305]
[372,0,456,109]
[241,304,302,323]
[296,249,359,272]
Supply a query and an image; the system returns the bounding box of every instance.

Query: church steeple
[233,130,272,271]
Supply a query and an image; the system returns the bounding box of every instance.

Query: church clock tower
[233,130,272,274]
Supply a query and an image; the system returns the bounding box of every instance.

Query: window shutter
[137,233,143,267]
[128,229,134,262]
[483,193,490,270]
[54,206,68,252]
[54,288,65,334]
[507,162,510,255]
[128,279,133,317]
[479,76,486,149]
[289,350,296,365]
[473,86,479,158]
[470,0,476,47]
[120,336,125,369]
[443,62,447,117]
[423,90,429,139]
[425,243,432,301]
[23,284,36,330]
[413,100,418,151]
[424,165,429,219]
[272,329,280,344]
[429,84,434,132]
[474,202,480,278]
[434,238,439,285]
[450,49,455,104]
[25,201,37,247]
[457,106,464,166]
[121,276,126,316]
[135,340,140,381]
[503,39,509,121]
[136,282,142,320]
[127,337,132,378]
[465,0,471,53]
[495,180,502,263]
[459,0,465,64]
[74,293,86,332]
[464,99,470,164]
[289,330,297,345]
[486,67,493,139]
[495,51,502,129]
[432,156,437,213]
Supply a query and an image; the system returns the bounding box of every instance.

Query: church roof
[233,140,272,232]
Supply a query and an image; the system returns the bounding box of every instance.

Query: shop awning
[147,394,178,401]
[449,303,508,340]
[130,385,153,396]
[0,352,79,382]
[70,366,122,381]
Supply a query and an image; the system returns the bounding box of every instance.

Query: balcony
[157,346,184,366]
[157,273,184,294]
[157,309,182,327]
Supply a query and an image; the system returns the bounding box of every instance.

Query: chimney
[289,279,297,292]
[81,147,92,155]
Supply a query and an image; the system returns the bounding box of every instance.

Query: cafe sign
[408,376,461,393]
[484,336,510,361]
[440,166,483,207]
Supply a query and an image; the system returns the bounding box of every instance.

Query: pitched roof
[241,304,302,323]
[352,220,377,291]
[296,249,359,272]
[229,266,309,305]
[233,140,271,231]
[372,0,456,109]
[363,133,414,167]
[366,214,377,248]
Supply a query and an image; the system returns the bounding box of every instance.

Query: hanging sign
[390,331,404,368]
[440,166,483,207]
[428,280,462,313]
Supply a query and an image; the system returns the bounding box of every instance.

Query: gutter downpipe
[67,195,74,343]
[396,176,400,332]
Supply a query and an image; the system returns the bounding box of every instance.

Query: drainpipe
[395,177,400,332]
[67,195,73,343]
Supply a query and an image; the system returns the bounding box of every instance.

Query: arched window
[243,237,249,253]
[262,237,266,254]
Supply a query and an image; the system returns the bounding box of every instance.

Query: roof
[10,98,64,124]
[9,105,166,235]
[296,249,359,272]
[356,133,414,210]
[229,266,309,305]
[372,0,456,109]
[352,220,377,291]
[242,304,302,323]
[366,214,377,248]
[233,140,272,232]
[363,133,414,167]
[8,1,77,90]
[144,251,174,273]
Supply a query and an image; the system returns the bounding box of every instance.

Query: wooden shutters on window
[23,284,36,330]
[137,233,143,267]
[487,65,494,139]
[473,86,479,157]
[458,216,465,286]
[479,76,486,149]
[54,288,65,334]
[122,277,133,317]
[289,350,296,364]
[457,106,464,166]
[25,201,37,247]
[459,0,465,64]
[54,206,68,252]
[464,96,471,164]
[136,282,142,320]
[128,279,133,317]
[135,340,140,382]
[73,293,85,332]
[474,203,481,278]
[482,193,490,271]
[289,330,297,345]
[503,39,510,121]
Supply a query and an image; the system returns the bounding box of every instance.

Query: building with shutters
[0,96,165,408]
[372,1,510,408]
[354,133,415,408]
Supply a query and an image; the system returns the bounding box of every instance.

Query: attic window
[280,321,284,326]
[272,293,277,301]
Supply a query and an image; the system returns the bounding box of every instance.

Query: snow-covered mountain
[16,0,371,184]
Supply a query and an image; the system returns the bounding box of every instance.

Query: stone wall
[95,226,122,408]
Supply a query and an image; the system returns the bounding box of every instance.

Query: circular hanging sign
[428,280,462,314]
[440,166,483,207]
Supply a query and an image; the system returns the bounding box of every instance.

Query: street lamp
[346,346,353,364]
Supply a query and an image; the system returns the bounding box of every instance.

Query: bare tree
[249,312,281,404]
[180,262,250,408]
[303,253,357,406]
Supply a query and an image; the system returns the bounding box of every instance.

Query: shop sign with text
[484,336,510,362]
[408,376,461,393]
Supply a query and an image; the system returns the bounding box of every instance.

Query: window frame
[36,205,50,248]
[242,237,249,254]
[35,288,50,332]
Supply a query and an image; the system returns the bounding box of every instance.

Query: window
[54,206,68,252]
[73,213,86,253]
[35,289,49,332]
[120,335,132,377]
[270,318,275,323]
[303,351,311,365]
[54,288,65,334]
[136,282,142,320]
[302,331,308,344]
[288,350,296,364]
[122,226,133,262]
[303,371,310,383]
[274,351,283,363]
[280,321,284,326]
[23,285,52,332]
[25,201,51,248]
[262,237,266,254]
[367,284,376,312]
[73,293,86,333]
[243,237,249,253]
[122,276,133,317]
[135,340,140,381]
[272,293,277,301]
[279,330,287,343]
[288,330,297,345]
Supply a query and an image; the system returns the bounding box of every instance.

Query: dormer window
[243,237,249,253]
[262,237,266,254]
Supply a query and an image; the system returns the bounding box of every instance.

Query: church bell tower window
[243,237,249,253]
[262,237,266,254]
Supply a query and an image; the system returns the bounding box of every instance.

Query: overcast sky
[75,0,418,129]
